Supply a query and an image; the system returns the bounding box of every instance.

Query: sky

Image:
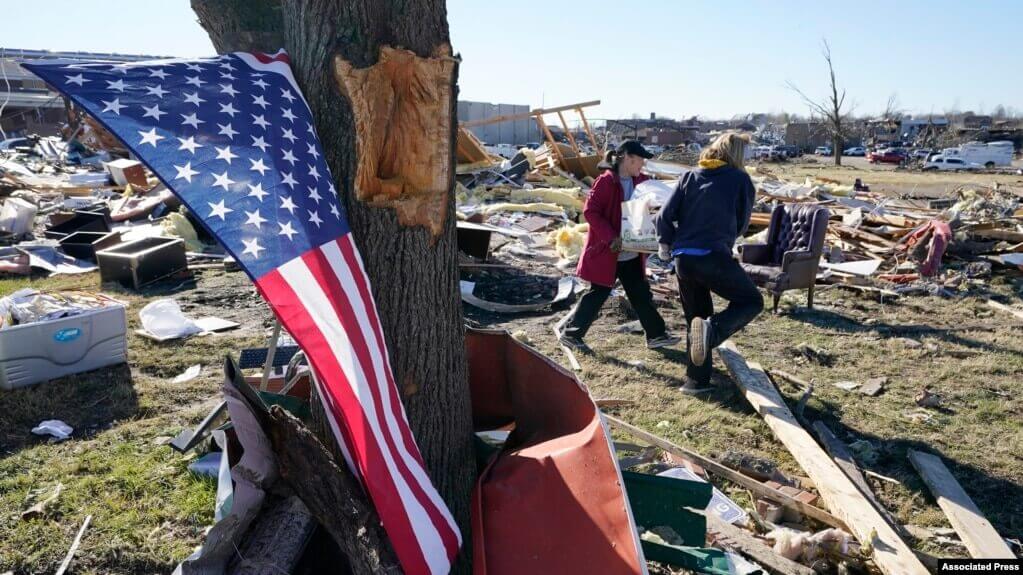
[4,0,1021,121]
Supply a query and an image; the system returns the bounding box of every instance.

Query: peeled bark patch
[334,45,457,238]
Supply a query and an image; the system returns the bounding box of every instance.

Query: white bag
[139,299,202,339]
[620,198,659,253]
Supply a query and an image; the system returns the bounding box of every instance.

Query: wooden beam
[701,510,816,575]
[717,341,928,575]
[460,100,601,127]
[987,299,1023,322]
[577,107,599,150]
[602,413,847,530]
[907,450,1015,559]
[557,110,580,155]
[536,115,565,165]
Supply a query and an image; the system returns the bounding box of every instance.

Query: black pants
[563,257,666,341]
[675,252,764,384]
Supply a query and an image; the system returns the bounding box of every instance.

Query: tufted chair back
[767,204,828,264]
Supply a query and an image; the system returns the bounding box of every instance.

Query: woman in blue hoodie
[656,133,764,393]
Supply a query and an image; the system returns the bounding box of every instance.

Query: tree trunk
[192,0,475,569]
[833,135,842,166]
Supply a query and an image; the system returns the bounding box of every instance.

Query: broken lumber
[986,299,1023,322]
[701,510,816,575]
[55,514,91,575]
[717,341,928,575]
[603,413,847,530]
[907,449,1015,559]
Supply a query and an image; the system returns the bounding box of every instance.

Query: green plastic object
[623,471,743,574]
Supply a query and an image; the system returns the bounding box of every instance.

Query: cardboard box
[104,159,148,188]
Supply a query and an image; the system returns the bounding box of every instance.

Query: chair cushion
[771,204,822,264]
[741,263,790,291]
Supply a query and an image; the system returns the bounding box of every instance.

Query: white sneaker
[689,317,711,366]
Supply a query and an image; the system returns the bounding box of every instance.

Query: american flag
[24,51,461,574]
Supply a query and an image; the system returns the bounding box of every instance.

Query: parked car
[814,146,832,156]
[779,145,802,159]
[922,155,981,171]
[842,146,866,156]
[867,149,907,164]
[911,149,933,159]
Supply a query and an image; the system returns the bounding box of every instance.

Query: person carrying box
[557,140,681,352]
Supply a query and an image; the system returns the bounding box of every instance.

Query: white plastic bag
[32,420,73,441]
[139,299,201,339]
[620,198,659,253]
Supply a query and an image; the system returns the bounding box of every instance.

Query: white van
[941,141,1014,168]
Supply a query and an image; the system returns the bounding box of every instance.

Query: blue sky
[4,0,1020,120]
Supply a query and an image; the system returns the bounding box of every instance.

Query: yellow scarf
[698,159,727,169]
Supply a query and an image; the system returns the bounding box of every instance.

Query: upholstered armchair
[739,204,830,312]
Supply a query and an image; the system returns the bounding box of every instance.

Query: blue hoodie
[656,165,756,255]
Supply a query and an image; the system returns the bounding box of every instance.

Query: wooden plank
[811,421,904,534]
[460,99,601,127]
[907,450,1015,559]
[717,341,928,575]
[987,299,1023,321]
[602,413,847,530]
[576,107,598,150]
[557,110,580,155]
[55,514,92,575]
[536,114,565,165]
[701,510,816,575]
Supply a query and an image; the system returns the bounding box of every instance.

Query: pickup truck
[922,155,981,172]
[867,149,907,164]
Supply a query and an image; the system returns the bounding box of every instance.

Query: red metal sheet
[467,329,644,575]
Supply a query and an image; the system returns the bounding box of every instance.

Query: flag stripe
[256,265,431,574]
[317,240,460,558]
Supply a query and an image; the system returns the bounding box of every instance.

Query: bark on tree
[192,0,476,570]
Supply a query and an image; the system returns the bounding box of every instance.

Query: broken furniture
[169,401,228,453]
[58,231,122,261]
[740,204,830,311]
[456,220,496,260]
[43,209,111,240]
[96,236,187,289]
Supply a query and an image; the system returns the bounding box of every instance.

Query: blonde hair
[700,132,750,170]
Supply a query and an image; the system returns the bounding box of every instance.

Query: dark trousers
[563,257,666,341]
[675,252,764,384]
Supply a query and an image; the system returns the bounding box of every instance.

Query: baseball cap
[618,140,654,159]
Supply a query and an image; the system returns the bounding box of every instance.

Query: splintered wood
[334,45,458,237]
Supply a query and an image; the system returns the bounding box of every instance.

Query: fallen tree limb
[718,341,928,575]
[55,514,91,575]
[700,509,816,575]
[603,413,847,531]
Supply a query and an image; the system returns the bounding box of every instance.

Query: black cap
[617,140,654,159]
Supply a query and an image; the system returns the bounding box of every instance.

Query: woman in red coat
[557,141,680,352]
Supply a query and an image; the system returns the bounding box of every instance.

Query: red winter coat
[576,170,649,287]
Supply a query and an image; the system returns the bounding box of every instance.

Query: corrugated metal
[458,100,540,146]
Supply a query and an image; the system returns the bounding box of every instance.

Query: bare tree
[787,39,852,165]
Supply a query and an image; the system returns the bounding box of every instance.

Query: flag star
[149,68,169,79]
[307,164,321,181]
[308,209,323,227]
[306,143,320,159]
[215,145,238,164]
[330,203,341,219]
[242,237,264,258]
[281,108,296,122]
[281,171,298,188]
[141,104,165,121]
[220,72,236,81]
[219,61,236,71]
[281,88,296,103]
[184,92,205,106]
[106,79,126,92]
[252,94,269,109]
[65,73,88,86]
[244,209,267,229]
[186,75,205,87]
[252,77,269,90]
[248,183,268,202]
[328,182,336,196]
[145,85,167,98]
[174,161,199,183]
[278,221,298,241]
[177,136,203,154]
[281,149,298,165]
[181,112,204,129]
[212,171,236,191]
[249,158,270,175]
[220,84,239,97]
[138,127,163,147]
[280,195,297,214]
[282,128,297,143]
[208,199,233,221]
[307,186,322,203]
[219,102,239,117]
[101,98,126,115]
[251,114,270,129]
[185,63,204,72]
[306,122,315,135]
[251,135,269,152]
[218,123,238,139]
